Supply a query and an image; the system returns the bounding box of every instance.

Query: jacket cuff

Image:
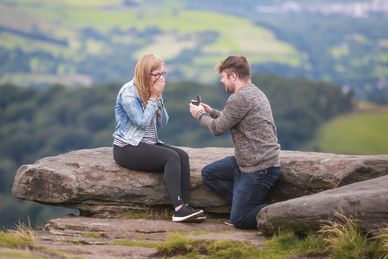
[147,98,159,109]
[157,97,164,108]
[195,110,207,121]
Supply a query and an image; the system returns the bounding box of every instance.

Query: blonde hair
[134,53,163,106]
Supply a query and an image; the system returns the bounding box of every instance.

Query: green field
[0,0,301,85]
[1,0,387,98]
[307,104,388,155]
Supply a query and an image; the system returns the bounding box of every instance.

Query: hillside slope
[0,0,299,85]
[1,0,387,101]
[306,103,388,154]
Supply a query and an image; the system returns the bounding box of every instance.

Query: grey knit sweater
[196,83,280,173]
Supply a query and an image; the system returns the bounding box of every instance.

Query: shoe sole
[172,210,204,222]
[185,216,207,223]
[223,221,234,227]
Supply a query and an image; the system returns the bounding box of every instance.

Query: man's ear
[231,72,238,81]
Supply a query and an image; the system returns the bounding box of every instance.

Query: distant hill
[305,103,388,155]
[0,0,387,102]
[0,0,299,85]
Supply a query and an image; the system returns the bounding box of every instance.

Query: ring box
[191,95,201,106]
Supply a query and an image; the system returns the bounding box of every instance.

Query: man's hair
[216,55,250,80]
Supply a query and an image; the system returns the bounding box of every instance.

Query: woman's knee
[165,149,181,163]
[174,148,189,163]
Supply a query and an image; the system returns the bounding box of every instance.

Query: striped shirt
[141,119,158,144]
[113,118,158,147]
[113,137,128,147]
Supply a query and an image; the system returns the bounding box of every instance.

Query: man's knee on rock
[231,215,254,230]
[201,165,213,183]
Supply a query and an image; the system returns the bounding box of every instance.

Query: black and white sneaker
[172,204,204,222]
[223,220,234,227]
[185,215,207,223]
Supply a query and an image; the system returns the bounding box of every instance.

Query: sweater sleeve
[209,108,221,119]
[195,93,249,135]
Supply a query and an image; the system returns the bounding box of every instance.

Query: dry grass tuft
[319,213,369,258]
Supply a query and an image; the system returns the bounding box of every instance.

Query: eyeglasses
[151,71,166,80]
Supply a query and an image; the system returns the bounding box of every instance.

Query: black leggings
[113,142,190,207]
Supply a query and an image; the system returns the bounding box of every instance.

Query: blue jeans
[202,156,281,229]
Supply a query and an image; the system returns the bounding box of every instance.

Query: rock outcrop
[13,147,232,216]
[12,147,388,218]
[256,174,388,234]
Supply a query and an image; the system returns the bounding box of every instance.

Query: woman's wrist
[149,95,158,100]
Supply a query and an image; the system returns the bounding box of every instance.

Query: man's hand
[200,103,213,114]
[189,103,204,117]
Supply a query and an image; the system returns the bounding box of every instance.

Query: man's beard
[226,83,235,93]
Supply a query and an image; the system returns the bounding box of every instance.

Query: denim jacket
[112,80,169,146]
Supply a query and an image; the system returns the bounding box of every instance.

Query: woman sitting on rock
[112,53,204,222]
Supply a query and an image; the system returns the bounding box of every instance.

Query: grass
[373,227,388,259]
[120,207,172,220]
[330,43,349,59]
[319,214,371,258]
[0,248,44,259]
[113,240,159,249]
[0,72,92,87]
[0,221,35,249]
[143,233,266,258]
[261,231,326,258]
[115,231,327,258]
[0,222,79,258]
[373,65,388,77]
[13,221,36,242]
[3,0,301,86]
[0,32,62,55]
[9,1,300,63]
[114,213,388,258]
[164,232,327,258]
[0,232,32,249]
[114,208,388,259]
[62,0,122,7]
[31,245,71,258]
[82,231,104,238]
[306,103,388,154]
[2,211,384,258]
[134,34,196,60]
